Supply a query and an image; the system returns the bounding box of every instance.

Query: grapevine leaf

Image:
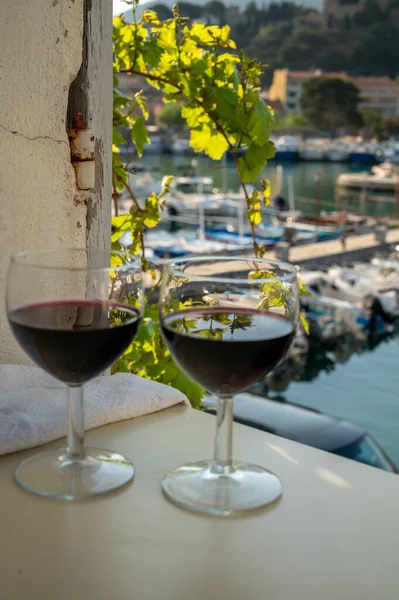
[189,127,211,153]
[205,131,229,160]
[113,128,126,146]
[237,142,275,182]
[245,100,275,145]
[132,116,150,157]
[300,312,310,334]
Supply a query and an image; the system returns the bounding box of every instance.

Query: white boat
[273,136,299,162]
[326,143,349,163]
[144,135,163,154]
[167,174,244,219]
[336,162,399,199]
[128,169,163,202]
[171,138,193,155]
[382,141,399,165]
[299,140,326,162]
[170,175,215,196]
[177,232,249,255]
[348,142,378,165]
[302,265,399,319]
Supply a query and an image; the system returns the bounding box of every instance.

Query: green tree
[203,1,226,24]
[247,24,289,85]
[275,113,310,130]
[360,109,384,138]
[176,2,204,19]
[156,101,186,128]
[352,0,386,26]
[350,24,399,78]
[300,77,363,133]
[280,27,325,69]
[148,4,172,20]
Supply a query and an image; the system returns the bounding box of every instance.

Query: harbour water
[129,153,399,468]
[135,153,368,204]
[133,153,395,215]
[286,337,399,468]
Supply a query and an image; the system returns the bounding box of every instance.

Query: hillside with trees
[127,0,399,86]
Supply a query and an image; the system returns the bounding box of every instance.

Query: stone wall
[0,0,112,363]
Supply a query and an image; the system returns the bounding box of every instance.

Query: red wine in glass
[159,256,299,516]
[9,300,141,384]
[6,247,144,501]
[161,307,295,396]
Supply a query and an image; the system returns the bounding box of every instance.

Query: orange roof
[287,71,320,80]
[352,76,398,88]
[288,71,350,80]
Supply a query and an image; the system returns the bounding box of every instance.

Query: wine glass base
[161,460,282,516]
[15,447,134,501]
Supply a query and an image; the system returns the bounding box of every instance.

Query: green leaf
[142,37,163,68]
[205,131,229,160]
[260,179,272,205]
[300,312,310,335]
[191,126,228,160]
[112,214,133,232]
[182,105,206,128]
[113,128,126,146]
[210,87,237,120]
[141,10,160,25]
[248,270,277,280]
[245,100,274,145]
[299,276,313,297]
[132,117,150,157]
[237,142,275,182]
[134,91,149,120]
[172,370,205,408]
[143,193,161,228]
[189,127,211,153]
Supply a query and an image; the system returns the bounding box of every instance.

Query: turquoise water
[286,338,399,467]
[136,153,384,215]
[138,153,359,198]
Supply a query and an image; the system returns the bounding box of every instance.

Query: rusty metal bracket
[67,113,95,190]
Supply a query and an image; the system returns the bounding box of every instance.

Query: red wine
[161,308,295,396]
[9,301,141,385]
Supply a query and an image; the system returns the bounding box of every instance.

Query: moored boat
[336,162,399,200]
[326,143,349,163]
[273,136,299,162]
[299,140,326,162]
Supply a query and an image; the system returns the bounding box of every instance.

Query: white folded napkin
[0,365,189,455]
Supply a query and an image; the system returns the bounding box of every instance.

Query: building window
[287,102,296,110]
[288,90,297,98]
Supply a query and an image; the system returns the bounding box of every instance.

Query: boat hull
[274,150,298,162]
[349,152,377,165]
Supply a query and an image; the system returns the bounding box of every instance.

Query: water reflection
[262,326,399,396]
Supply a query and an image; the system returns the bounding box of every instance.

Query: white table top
[1,404,398,600]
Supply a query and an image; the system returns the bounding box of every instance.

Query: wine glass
[6,248,143,500]
[159,256,299,516]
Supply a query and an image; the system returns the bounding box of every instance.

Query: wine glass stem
[67,385,85,460]
[212,396,233,474]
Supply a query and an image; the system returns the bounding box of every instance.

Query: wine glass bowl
[6,248,144,500]
[159,256,299,516]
